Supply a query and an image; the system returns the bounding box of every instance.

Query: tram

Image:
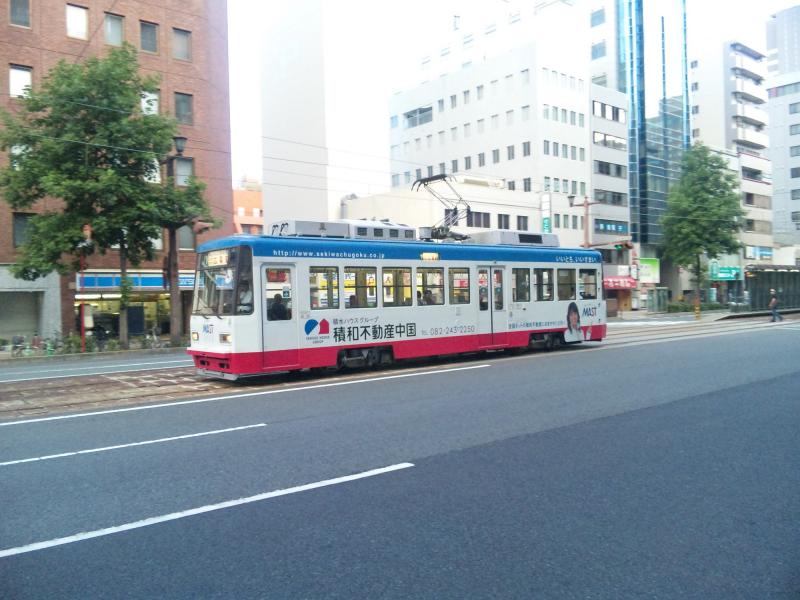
[187,220,606,380]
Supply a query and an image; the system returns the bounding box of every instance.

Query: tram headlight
[219,333,232,344]
[191,331,199,341]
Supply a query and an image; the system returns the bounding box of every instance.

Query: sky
[226,0,800,187]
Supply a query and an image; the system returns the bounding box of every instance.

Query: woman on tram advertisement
[564,301,582,342]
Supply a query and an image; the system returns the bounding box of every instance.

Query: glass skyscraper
[624,0,690,249]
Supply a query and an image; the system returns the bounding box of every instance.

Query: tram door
[477,266,508,348]
[261,265,299,369]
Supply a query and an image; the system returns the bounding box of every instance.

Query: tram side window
[512,268,531,302]
[557,268,576,300]
[449,268,470,304]
[345,267,377,308]
[235,247,254,314]
[579,269,598,300]
[417,267,444,305]
[534,268,554,301]
[309,267,339,310]
[265,268,292,320]
[382,267,412,307]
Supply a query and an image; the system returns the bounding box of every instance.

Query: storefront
[603,276,636,315]
[73,270,195,336]
[708,262,743,305]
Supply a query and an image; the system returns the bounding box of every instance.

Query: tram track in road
[0,316,789,421]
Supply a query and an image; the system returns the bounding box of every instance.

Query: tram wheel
[366,348,379,368]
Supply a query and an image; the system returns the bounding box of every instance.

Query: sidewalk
[611,308,800,322]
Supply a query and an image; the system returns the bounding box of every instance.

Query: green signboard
[711,266,741,281]
[638,258,660,284]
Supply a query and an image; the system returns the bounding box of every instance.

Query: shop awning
[603,276,637,289]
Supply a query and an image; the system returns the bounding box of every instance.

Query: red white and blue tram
[188,221,606,379]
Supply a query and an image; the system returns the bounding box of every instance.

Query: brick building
[0,0,233,341]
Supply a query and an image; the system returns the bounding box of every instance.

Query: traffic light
[614,241,634,250]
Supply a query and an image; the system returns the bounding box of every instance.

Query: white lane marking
[0,462,415,558]
[607,320,699,327]
[0,364,491,427]
[1,361,194,383]
[0,358,191,376]
[0,424,267,467]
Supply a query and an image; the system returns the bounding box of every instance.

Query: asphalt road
[1,322,799,598]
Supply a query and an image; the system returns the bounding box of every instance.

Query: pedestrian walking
[769,288,783,322]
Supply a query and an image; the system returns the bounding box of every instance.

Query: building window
[464,122,471,137]
[572,215,578,229]
[579,148,586,161]
[594,219,629,234]
[523,141,530,156]
[492,148,500,163]
[13,212,33,247]
[390,115,398,128]
[507,145,515,160]
[506,110,514,125]
[580,181,586,195]
[561,108,567,122]
[10,0,30,27]
[553,142,559,156]
[477,118,485,133]
[467,211,490,227]
[517,215,529,230]
[692,105,700,114]
[543,140,550,155]
[177,225,195,250]
[391,174,400,187]
[464,156,472,170]
[791,167,800,178]
[438,98,444,112]
[477,84,484,100]
[9,65,31,98]
[451,159,458,173]
[789,102,800,114]
[427,166,433,177]
[439,162,446,175]
[691,82,699,91]
[66,4,89,39]
[141,91,159,115]
[104,13,124,45]
[463,89,470,104]
[451,126,458,141]
[450,94,457,108]
[498,214,510,229]
[543,104,549,119]
[571,146,577,160]
[172,28,192,61]
[590,8,605,26]
[140,21,158,53]
[579,113,585,127]
[438,130,445,144]
[478,152,485,167]
[554,214,560,228]
[404,107,432,128]
[174,92,193,124]
[791,145,800,157]
[522,105,530,121]
[692,128,700,138]
[175,157,193,186]
[491,114,499,129]
[554,179,560,192]
[415,168,422,179]
[507,181,515,191]
[792,189,800,201]
[594,160,627,178]
[544,176,551,191]
[690,60,698,68]
[594,189,628,206]
[791,124,800,135]
[404,171,411,184]
[591,41,607,60]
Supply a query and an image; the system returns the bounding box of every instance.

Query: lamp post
[78,224,93,353]
[567,194,603,248]
[164,135,188,346]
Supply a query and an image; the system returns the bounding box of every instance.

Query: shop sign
[638,258,660,284]
[711,266,741,281]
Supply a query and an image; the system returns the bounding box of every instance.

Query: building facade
[0,0,233,341]
[690,40,774,302]
[767,6,800,247]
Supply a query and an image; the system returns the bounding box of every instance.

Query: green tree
[0,45,212,349]
[661,143,744,311]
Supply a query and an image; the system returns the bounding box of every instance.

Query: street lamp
[567,194,602,248]
[163,135,188,346]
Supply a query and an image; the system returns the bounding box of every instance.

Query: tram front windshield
[192,246,252,316]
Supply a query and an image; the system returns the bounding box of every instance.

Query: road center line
[0,424,267,467]
[0,462,415,558]
[0,364,491,427]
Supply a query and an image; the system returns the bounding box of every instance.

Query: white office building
[767,6,800,249]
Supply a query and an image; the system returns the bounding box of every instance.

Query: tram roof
[198,235,602,265]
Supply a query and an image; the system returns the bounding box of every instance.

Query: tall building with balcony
[767,6,800,248]
[690,40,774,301]
[0,0,233,341]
